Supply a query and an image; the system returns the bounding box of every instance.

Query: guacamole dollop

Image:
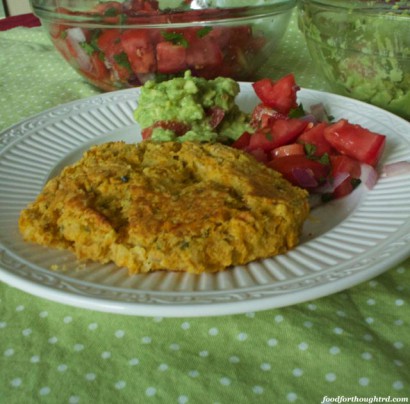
[133,71,252,143]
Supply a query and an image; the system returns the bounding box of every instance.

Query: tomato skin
[328,155,362,199]
[323,119,386,167]
[271,143,305,158]
[252,74,299,115]
[231,132,252,150]
[267,155,330,188]
[156,42,188,74]
[121,29,156,74]
[297,122,334,156]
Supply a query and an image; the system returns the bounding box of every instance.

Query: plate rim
[1,85,410,317]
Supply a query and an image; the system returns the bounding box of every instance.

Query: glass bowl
[298,0,410,120]
[30,0,297,91]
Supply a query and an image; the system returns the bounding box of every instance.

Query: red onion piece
[360,163,379,190]
[382,161,410,178]
[66,28,92,73]
[315,171,350,194]
[292,167,318,188]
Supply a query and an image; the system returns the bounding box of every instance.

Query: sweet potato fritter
[19,141,309,274]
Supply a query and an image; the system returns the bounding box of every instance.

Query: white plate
[1,85,410,317]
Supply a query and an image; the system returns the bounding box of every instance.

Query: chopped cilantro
[79,42,95,56]
[114,52,132,71]
[104,7,118,17]
[304,143,317,157]
[161,31,189,48]
[288,104,306,118]
[318,153,330,165]
[351,178,362,189]
[197,26,212,38]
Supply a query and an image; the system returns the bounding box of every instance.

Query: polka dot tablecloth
[1,12,409,404]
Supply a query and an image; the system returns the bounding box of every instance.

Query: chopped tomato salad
[233,74,386,202]
[49,0,267,90]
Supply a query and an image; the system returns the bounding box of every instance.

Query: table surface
[0,12,409,404]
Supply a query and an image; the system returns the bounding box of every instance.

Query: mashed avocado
[298,0,410,120]
[134,71,252,143]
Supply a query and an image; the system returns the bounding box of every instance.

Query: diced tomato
[141,120,191,140]
[297,122,334,156]
[156,41,187,74]
[231,132,252,150]
[186,38,223,70]
[121,29,156,74]
[248,148,269,164]
[271,143,305,158]
[250,103,287,129]
[82,53,109,81]
[328,155,362,199]
[252,74,299,115]
[268,155,330,188]
[323,119,386,167]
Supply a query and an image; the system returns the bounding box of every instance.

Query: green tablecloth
[1,13,409,404]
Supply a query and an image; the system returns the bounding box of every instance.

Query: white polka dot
[57,364,68,372]
[220,377,231,386]
[298,342,309,351]
[360,352,372,360]
[115,380,126,390]
[39,387,51,396]
[145,387,157,397]
[393,381,404,390]
[69,396,80,404]
[393,341,404,350]
[48,337,58,344]
[30,355,40,363]
[274,315,284,323]
[199,350,209,357]
[329,346,341,355]
[85,373,96,381]
[158,364,168,371]
[115,330,125,338]
[367,298,376,306]
[336,310,346,317]
[170,343,180,351]
[359,377,369,386]
[63,316,73,324]
[394,359,403,367]
[181,322,190,330]
[16,305,25,312]
[39,311,48,318]
[10,378,22,387]
[253,386,264,395]
[245,312,255,318]
[153,317,163,322]
[0,322,7,328]
[395,299,404,306]
[229,356,240,364]
[325,373,336,382]
[142,336,152,344]
[368,280,378,287]
[237,333,248,341]
[303,321,313,328]
[260,363,271,371]
[394,319,404,326]
[307,304,317,311]
[267,338,278,347]
[178,395,189,404]
[22,328,32,337]
[129,358,140,366]
[74,344,84,352]
[208,328,219,336]
[88,323,98,331]
[188,370,199,378]
[333,327,343,335]
[292,368,303,377]
[4,348,14,357]
[287,392,297,402]
[101,351,111,359]
[365,317,374,324]
[363,334,373,342]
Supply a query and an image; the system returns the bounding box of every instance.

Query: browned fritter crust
[19,141,309,274]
